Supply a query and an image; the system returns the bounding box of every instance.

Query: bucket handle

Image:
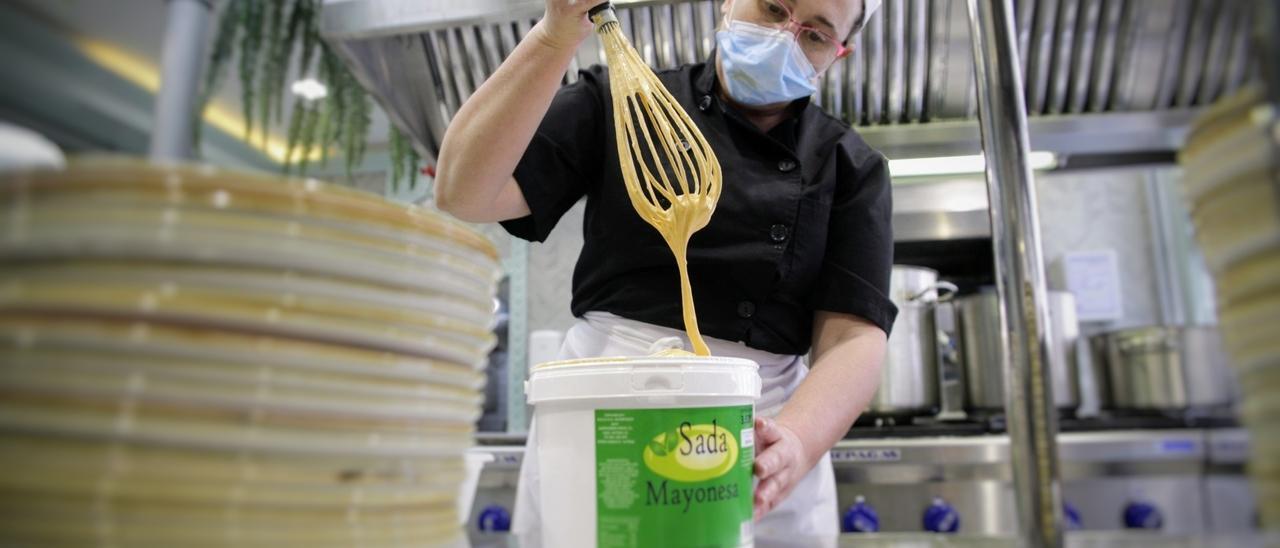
[909,281,959,304]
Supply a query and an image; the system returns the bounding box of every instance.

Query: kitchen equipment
[1205,428,1256,532]
[889,265,957,303]
[460,449,497,526]
[589,3,722,356]
[321,0,1258,167]
[956,290,1081,412]
[832,430,1211,535]
[868,266,957,416]
[525,356,760,548]
[1095,326,1235,412]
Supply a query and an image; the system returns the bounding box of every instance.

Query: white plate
[0,280,495,366]
[1,207,499,301]
[3,156,498,259]
[0,317,489,385]
[0,401,477,458]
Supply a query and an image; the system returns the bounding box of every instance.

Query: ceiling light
[889,152,1058,178]
[291,78,328,101]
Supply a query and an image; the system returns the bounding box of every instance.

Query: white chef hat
[861,0,881,30]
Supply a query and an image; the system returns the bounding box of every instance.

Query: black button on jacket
[501,57,897,356]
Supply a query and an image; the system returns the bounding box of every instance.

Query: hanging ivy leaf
[342,76,372,179]
[297,0,320,93]
[317,51,346,168]
[196,0,423,197]
[297,101,322,175]
[390,127,404,192]
[257,0,287,144]
[283,98,306,173]
[407,139,421,190]
[237,0,265,139]
[275,0,309,124]
[193,0,243,149]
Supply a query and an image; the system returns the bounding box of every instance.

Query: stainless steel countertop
[470,531,1276,547]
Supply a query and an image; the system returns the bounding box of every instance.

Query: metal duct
[322,0,1259,165]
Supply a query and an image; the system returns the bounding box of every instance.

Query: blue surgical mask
[715,20,819,106]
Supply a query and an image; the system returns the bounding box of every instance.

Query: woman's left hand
[752,416,814,520]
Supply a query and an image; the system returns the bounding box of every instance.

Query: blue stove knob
[1123,501,1163,530]
[923,497,960,533]
[477,504,511,532]
[1063,502,1083,531]
[842,496,880,533]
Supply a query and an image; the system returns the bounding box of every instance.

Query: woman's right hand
[534,0,609,52]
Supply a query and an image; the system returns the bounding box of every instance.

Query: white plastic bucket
[526,355,761,548]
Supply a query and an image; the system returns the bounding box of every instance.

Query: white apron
[512,311,838,544]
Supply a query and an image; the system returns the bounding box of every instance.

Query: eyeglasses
[730,0,852,72]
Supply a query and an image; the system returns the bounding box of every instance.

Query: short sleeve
[808,142,899,334]
[499,66,608,242]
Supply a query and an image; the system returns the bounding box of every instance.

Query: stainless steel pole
[149,0,212,161]
[964,1,1064,547]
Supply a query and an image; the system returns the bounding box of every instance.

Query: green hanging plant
[195,0,419,191]
[388,126,420,193]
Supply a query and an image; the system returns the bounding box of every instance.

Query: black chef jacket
[500,56,897,356]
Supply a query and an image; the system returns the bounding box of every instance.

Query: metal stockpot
[867,266,957,416]
[1094,326,1234,411]
[956,290,1081,412]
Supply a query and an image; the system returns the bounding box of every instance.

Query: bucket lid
[526,355,761,405]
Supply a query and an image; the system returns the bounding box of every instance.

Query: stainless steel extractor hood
[322,0,1259,165]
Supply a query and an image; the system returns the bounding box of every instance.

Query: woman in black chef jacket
[434,0,892,539]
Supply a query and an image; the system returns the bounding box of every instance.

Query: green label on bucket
[595,405,753,548]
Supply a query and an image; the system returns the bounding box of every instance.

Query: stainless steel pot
[956,290,1081,412]
[889,265,953,303]
[1094,326,1234,411]
[868,266,957,416]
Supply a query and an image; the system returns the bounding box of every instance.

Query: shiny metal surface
[873,266,958,415]
[1023,0,1058,114]
[889,265,957,303]
[474,531,1279,547]
[873,301,941,415]
[965,0,1062,544]
[870,107,1197,162]
[830,430,1221,535]
[891,179,991,241]
[875,266,957,414]
[1205,429,1255,532]
[1066,0,1101,115]
[470,429,1256,537]
[886,0,906,124]
[149,0,210,161]
[321,0,1257,166]
[1097,326,1235,411]
[957,291,1081,411]
[906,0,928,122]
[1045,0,1077,115]
[1087,0,1123,112]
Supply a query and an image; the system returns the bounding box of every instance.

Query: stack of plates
[0,158,501,546]
[1179,86,1280,527]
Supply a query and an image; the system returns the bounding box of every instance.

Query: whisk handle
[587,2,613,16]
[588,2,617,27]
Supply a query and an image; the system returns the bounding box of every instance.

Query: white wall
[1035,167,1166,334]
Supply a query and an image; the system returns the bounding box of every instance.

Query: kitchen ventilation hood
[321,0,1258,164]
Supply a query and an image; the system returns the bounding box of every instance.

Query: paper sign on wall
[1062,250,1123,322]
